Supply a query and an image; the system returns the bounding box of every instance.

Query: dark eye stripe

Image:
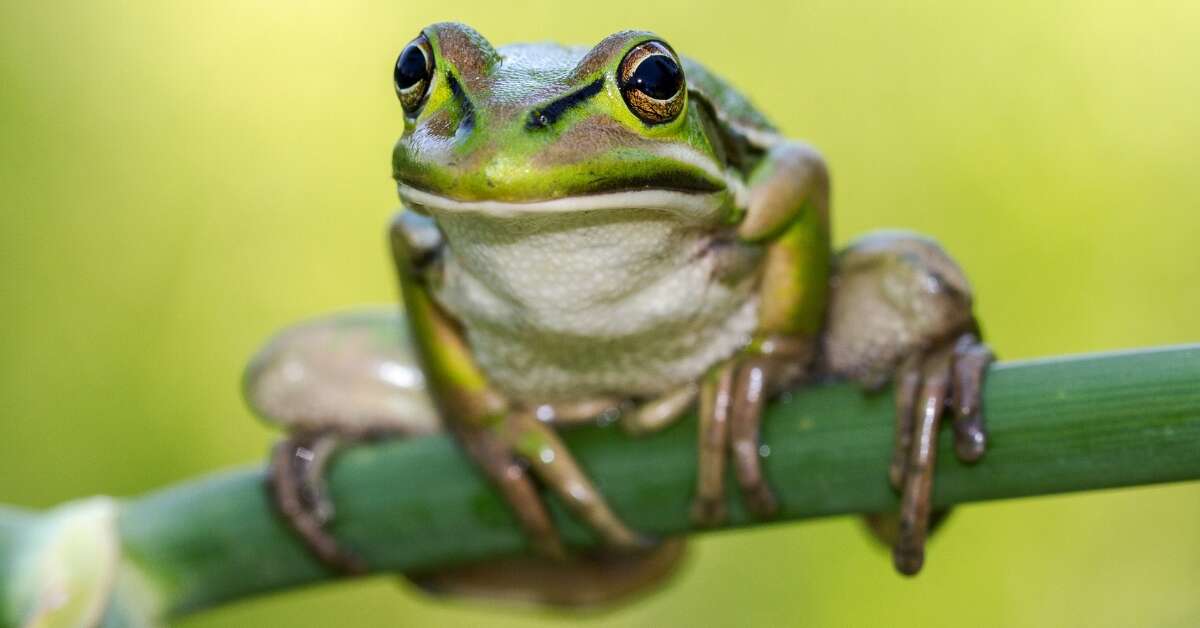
[527,79,605,130]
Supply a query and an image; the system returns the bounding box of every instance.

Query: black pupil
[395,46,428,90]
[630,55,681,100]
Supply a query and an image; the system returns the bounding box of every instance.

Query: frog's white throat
[397,183,738,223]
[422,195,762,402]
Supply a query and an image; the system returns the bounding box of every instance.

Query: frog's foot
[691,337,812,526]
[886,332,992,574]
[409,539,686,607]
[247,308,442,575]
[457,410,654,559]
[822,231,994,575]
[268,430,369,574]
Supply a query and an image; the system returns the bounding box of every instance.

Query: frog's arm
[245,305,684,603]
[690,139,832,525]
[390,210,647,556]
[739,141,831,341]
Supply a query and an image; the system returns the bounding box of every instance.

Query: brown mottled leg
[268,431,368,574]
[692,363,734,526]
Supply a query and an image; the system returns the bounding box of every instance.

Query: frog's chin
[396,183,733,222]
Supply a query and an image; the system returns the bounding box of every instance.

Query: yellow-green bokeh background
[2,1,1198,626]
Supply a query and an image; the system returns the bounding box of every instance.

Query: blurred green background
[2,1,1198,626]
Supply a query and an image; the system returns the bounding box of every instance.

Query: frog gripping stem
[268,431,370,575]
[889,333,992,575]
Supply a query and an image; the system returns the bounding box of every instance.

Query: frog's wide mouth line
[397,183,732,221]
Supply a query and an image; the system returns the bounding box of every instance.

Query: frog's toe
[728,356,780,518]
[267,431,369,574]
[504,413,650,551]
[889,332,992,575]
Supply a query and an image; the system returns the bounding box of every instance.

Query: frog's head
[391,22,743,220]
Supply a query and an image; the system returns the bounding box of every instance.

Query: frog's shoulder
[682,56,779,149]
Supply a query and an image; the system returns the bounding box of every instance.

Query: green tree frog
[245,22,991,603]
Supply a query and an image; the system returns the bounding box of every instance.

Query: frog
[244,22,992,604]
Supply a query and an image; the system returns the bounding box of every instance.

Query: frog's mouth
[397,184,742,222]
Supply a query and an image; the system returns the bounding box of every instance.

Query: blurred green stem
[2,346,1199,626]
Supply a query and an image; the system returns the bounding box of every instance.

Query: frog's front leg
[821,232,992,575]
[390,212,649,557]
[691,141,832,524]
[248,308,685,604]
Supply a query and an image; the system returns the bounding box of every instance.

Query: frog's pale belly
[431,208,761,402]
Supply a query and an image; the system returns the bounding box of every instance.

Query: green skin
[249,22,992,603]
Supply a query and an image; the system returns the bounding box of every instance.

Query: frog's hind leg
[246,307,441,573]
[821,231,994,575]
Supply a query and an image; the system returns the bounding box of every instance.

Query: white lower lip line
[397,183,729,219]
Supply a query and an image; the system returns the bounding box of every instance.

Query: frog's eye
[395,34,434,115]
[617,41,686,125]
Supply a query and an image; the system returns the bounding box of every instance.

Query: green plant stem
[7,346,1200,624]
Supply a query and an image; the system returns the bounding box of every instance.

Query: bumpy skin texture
[248,21,991,602]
